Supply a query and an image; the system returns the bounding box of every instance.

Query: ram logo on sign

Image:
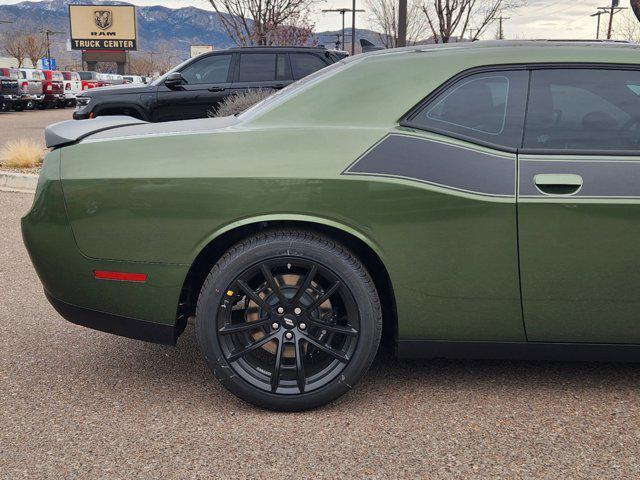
[94,10,113,30]
[69,4,137,50]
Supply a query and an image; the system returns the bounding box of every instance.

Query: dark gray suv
[74,46,348,122]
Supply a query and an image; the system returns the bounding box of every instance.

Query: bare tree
[1,34,27,67]
[367,0,428,47]
[208,0,320,46]
[615,9,640,42]
[24,34,48,70]
[265,13,318,46]
[422,0,524,43]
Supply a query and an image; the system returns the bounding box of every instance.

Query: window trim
[400,63,640,156]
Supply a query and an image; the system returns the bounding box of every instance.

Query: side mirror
[164,72,185,89]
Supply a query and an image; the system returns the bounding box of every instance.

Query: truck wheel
[196,229,382,411]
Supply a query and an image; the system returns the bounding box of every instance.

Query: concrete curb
[0,171,38,193]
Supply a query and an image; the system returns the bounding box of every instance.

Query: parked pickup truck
[62,71,82,107]
[42,70,65,108]
[17,68,45,109]
[0,74,20,111]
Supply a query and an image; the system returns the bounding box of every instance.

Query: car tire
[196,229,382,411]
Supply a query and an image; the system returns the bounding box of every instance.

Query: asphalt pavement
[1,190,639,479]
[0,109,73,150]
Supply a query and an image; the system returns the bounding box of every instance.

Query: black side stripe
[520,160,640,197]
[343,134,515,197]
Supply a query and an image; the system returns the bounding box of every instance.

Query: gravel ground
[1,190,640,479]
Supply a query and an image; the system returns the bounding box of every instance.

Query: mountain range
[0,0,383,62]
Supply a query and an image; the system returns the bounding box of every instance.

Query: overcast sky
[0,0,628,38]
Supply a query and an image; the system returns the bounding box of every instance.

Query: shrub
[0,138,45,169]
[212,88,274,117]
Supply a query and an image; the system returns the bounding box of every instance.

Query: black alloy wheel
[196,230,382,411]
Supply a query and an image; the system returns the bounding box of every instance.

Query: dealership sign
[68,4,137,50]
[190,45,214,58]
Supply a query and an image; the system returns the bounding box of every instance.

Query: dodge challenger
[23,40,640,410]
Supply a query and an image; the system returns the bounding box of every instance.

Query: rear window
[238,53,289,82]
[404,70,529,149]
[78,72,94,80]
[290,53,328,80]
[52,72,63,81]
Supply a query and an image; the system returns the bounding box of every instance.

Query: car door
[156,53,233,121]
[518,67,640,343]
[229,52,292,97]
[369,68,529,341]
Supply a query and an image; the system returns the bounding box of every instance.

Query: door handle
[208,86,226,92]
[534,174,583,196]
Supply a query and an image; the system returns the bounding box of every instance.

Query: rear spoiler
[360,39,384,53]
[45,116,147,149]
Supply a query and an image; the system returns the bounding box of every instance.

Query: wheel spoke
[301,332,349,363]
[260,264,287,305]
[290,265,317,304]
[294,337,306,393]
[227,332,277,362]
[307,281,341,311]
[309,319,358,336]
[270,338,284,392]
[237,279,271,312]
[218,317,270,335]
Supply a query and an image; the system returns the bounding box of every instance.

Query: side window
[524,69,640,151]
[238,53,278,82]
[180,54,231,85]
[405,70,529,149]
[290,53,328,80]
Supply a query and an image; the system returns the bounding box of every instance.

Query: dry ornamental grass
[212,89,274,117]
[0,138,45,169]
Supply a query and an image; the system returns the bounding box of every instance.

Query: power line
[496,16,510,40]
[597,1,627,40]
[322,7,364,51]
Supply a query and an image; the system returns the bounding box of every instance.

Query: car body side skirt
[399,340,640,361]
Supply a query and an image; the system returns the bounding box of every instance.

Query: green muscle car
[22,41,640,410]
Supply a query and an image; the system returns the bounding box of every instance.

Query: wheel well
[178,221,398,351]
[96,106,145,120]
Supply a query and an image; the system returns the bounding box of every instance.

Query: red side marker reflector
[93,270,147,283]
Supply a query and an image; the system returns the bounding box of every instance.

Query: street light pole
[322,8,364,52]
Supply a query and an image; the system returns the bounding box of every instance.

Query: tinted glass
[290,53,327,79]
[524,69,640,151]
[78,72,93,80]
[408,70,528,149]
[238,53,277,82]
[180,54,231,85]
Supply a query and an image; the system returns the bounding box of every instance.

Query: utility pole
[597,1,626,40]
[397,0,407,47]
[591,10,604,39]
[351,0,357,55]
[496,16,510,40]
[43,29,63,70]
[323,8,363,51]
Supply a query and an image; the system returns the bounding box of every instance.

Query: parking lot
[2,188,640,478]
[0,109,72,150]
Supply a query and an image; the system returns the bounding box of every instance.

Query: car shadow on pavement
[79,322,640,413]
